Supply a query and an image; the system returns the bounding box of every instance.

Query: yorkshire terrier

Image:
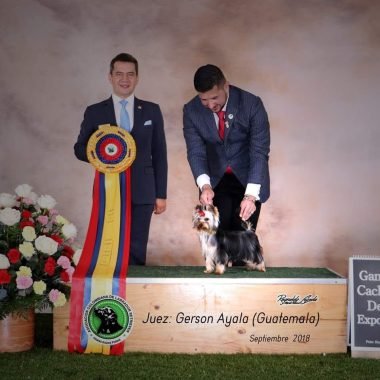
[192,204,265,275]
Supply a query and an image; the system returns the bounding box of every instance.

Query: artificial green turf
[0,349,378,380]
[127,266,343,279]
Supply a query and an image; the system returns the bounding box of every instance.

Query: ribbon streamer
[68,126,135,355]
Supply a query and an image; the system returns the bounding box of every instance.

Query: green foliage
[0,295,46,320]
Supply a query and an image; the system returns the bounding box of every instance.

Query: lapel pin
[228,114,233,120]
[138,105,142,109]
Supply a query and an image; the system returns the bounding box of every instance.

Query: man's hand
[240,195,256,221]
[200,184,214,205]
[154,198,166,214]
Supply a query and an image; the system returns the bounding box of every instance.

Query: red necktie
[217,110,233,174]
[217,110,225,139]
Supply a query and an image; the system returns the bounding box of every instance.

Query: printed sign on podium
[349,256,380,359]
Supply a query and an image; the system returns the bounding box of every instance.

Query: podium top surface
[126,266,346,284]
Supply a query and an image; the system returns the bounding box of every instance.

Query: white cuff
[245,183,261,201]
[196,174,211,191]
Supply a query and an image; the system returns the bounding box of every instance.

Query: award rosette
[86,125,136,174]
[69,126,135,355]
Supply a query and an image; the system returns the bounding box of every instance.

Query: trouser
[129,203,155,265]
[213,173,261,231]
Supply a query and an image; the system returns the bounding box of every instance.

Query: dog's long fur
[192,204,265,275]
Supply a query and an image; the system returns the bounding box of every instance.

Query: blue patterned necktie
[119,99,131,132]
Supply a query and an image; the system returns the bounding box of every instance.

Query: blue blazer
[183,85,270,203]
[74,96,168,204]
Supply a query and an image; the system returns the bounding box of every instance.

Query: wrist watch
[201,184,212,191]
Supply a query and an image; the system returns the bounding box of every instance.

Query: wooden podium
[54,267,347,354]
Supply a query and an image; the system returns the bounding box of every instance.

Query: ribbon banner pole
[68,125,136,355]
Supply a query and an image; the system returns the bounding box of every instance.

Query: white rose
[62,223,77,239]
[0,193,17,208]
[0,254,10,269]
[19,242,36,258]
[0,207,21,226]
[37,195,57,210]
[15,184,33,198]
[22,226,37,242]
[35,235,58,255]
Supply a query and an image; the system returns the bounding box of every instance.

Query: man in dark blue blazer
[183,64,270,231]
[74,53,168,265]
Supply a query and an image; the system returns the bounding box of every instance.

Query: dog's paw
[214,264,225,275]
[257,261,266,272]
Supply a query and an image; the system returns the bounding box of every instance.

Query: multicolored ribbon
[68,126,135,355]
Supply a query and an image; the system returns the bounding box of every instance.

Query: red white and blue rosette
[86,125,136,173]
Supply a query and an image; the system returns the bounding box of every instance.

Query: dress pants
[213,173,261,231]
[129,203,155,265]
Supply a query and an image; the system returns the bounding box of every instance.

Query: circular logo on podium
[83,295,134,345]
[86,125,136,173]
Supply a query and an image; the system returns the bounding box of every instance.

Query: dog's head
[94,307,118,325]
[192,204,220,233]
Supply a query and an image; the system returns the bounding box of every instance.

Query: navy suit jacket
[74,96,168,204]
[183,85,270,203]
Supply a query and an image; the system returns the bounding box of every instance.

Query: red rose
[62,245,74,258]
[0,269,11,284]
[7,248,21,264]
[44,257,56,276]
[19,219,35,229]
[21,210,32,218]
[50,234,64,245]
[60,271,70,283]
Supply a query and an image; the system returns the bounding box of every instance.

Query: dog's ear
[212,206,220,227]
[207,204,219,215]
[211,205,219,214]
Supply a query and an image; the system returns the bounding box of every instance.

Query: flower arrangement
[0,184,80,320]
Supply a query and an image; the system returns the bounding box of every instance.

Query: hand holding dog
[239,196,256,221]
[200,184,214,205]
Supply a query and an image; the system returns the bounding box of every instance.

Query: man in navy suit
[74,53,168,265]
[183,64,270,231]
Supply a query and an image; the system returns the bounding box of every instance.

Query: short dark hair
[193,64,226,92]
[110,53,139,75]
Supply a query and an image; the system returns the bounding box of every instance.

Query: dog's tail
[241,220,255,232]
